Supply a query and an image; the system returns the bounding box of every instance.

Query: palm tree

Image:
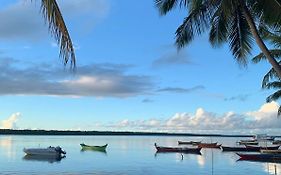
[252,28,281,116]
[155,0,281,78]
[39,0,75,68]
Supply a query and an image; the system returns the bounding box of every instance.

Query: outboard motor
[55,146,66,154]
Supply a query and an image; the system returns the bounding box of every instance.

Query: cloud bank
[1,112,21,129]
[0,59,152,98]
[89,102,281,134]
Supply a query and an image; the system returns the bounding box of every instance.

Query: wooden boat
[23,146,66,156]
[237,153,281,161]
[245,145,280,151]
[80,143,108,151]
[198,142,221,148]
[154,143,201,154]
[178,141,201,145]
[260,149,281,154]
[238,140,258,145]
[221,146,259,152]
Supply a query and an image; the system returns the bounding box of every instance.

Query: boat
[23,146,66,156]
[273,140,281,145]
[253,134,275,141]
[198,142,221,148]
[245,145,280,151]
[237,153,281,161]
[80,143,108,152]
[221,146,259,152]
[260,149,281,154]
[238,140,258,145]
[178,141,201,145]
[154,143,201,154]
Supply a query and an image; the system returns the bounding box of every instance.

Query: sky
[0,0,280,134]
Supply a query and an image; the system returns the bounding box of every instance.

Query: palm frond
[175,1,215,49]
[228,7,253,65]
[261,66,279,88]
[266,90,281,102]
[209,1,231,47]
[155,0,190,15]
[252,49,281,63]
[264,81,281,89]
[40,0,76,69]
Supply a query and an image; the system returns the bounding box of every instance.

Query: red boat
[245,145,280,151]
[198,142,221,148]
[237,153,281,161]
[154,143,201,154]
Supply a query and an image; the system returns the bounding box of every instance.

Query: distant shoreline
[0,129,259,137]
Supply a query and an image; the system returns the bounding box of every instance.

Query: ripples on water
[0,135,280,175]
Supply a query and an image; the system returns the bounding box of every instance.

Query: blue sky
[0,0,280,134]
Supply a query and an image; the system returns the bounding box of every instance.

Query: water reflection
[22,154,66,163]
[80,148,107,155]
[0,136,15,158]
[264,163,281,175]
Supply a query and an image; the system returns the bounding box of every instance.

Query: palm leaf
[266,89,281,102]
[175,1,215,49]
[40,0,76,69]
[228,7,253,65]
[155,0,190,15]
[252,49,281,63]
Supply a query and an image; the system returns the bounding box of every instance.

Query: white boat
[23,146,66,156]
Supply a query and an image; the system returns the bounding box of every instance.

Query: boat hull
[155,144,201,154]
[198,143,221,148]
[237,153,281,161]
[23,147,65,156]
[221,146,258,152]
[80,143,108,151]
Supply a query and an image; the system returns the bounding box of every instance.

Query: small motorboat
[154,143,201,154]
[80,143,108,152]
[198,142,221,148]
[178,141,201,145]
[23,146,66,156]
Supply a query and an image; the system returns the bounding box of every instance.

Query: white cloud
[1,112,21,129]
[88,102,281,134]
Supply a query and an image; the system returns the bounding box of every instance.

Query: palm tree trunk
[240,2,281,79]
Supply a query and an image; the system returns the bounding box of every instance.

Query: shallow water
[0,135,280,175]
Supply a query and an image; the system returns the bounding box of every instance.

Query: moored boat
[238,140,258,145]
[237,153,281,161]
[198,142,221,148]
[23,146,66,156]
[154,143,201,154]
[178,141,201,145]
[221,146,259,152]
[245,145,280,151]
[80,143,108,151]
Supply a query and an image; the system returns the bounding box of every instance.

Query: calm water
[0,135,280,175]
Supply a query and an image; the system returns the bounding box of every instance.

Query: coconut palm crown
[155,0,281,78]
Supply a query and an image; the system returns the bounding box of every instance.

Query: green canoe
[80,143,108,152]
